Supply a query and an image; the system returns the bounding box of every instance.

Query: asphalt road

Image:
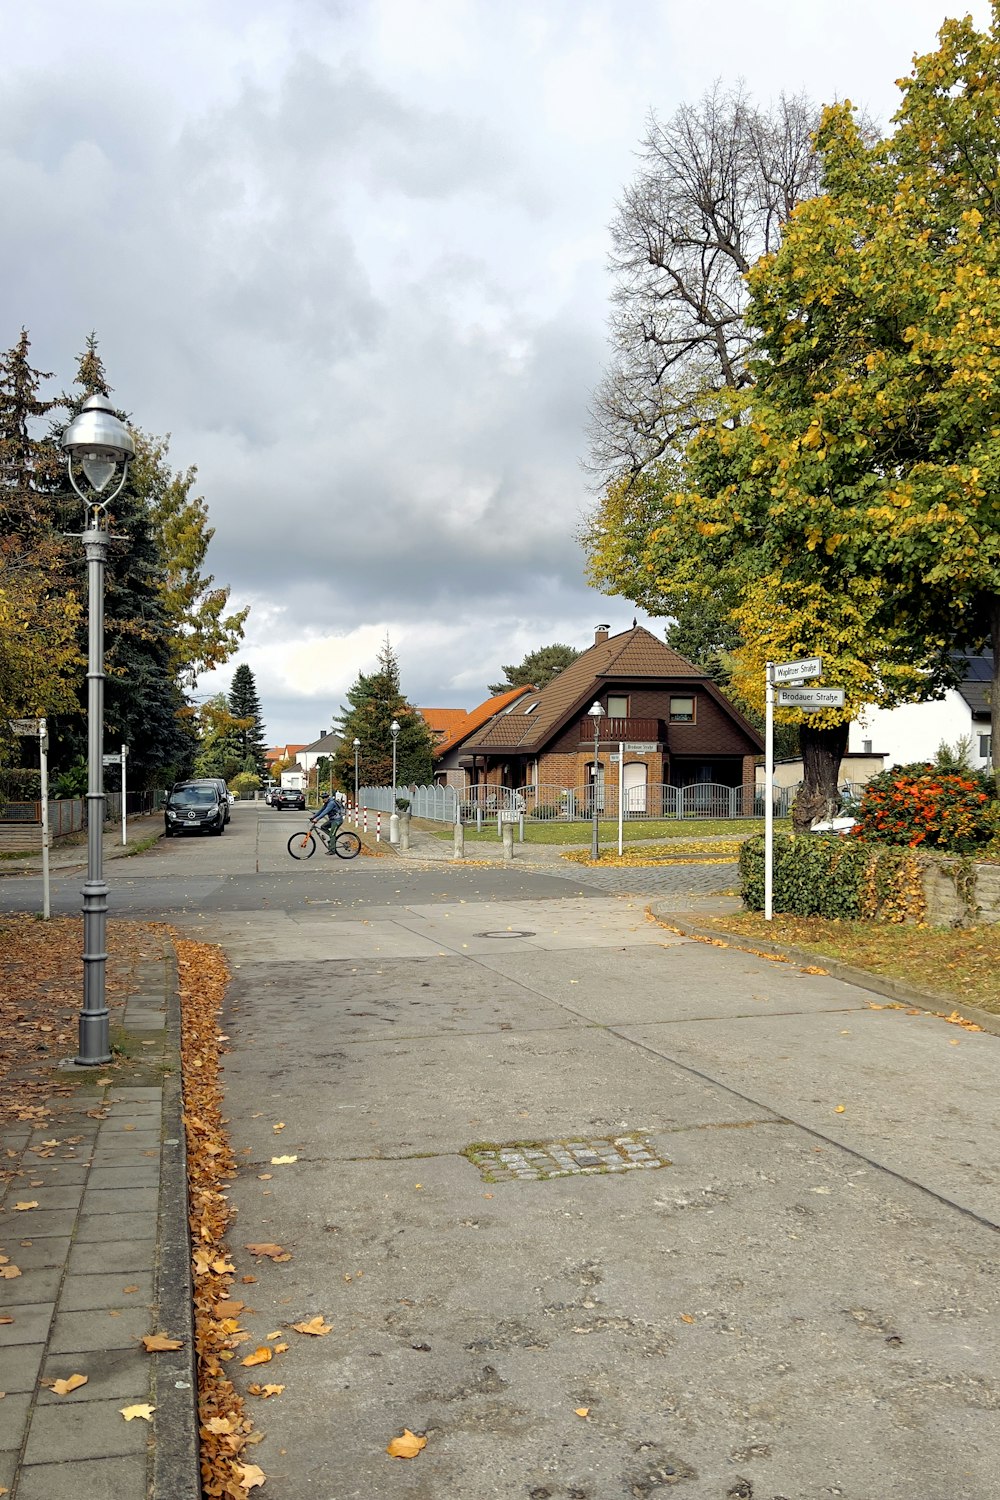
[7,805,999,1498]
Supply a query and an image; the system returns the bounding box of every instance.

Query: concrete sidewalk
[0,814,165,880]
[0,939,198,1499]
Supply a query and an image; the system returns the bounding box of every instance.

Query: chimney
[595,623,610,645]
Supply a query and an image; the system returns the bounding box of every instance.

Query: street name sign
[103,754,120,766]
[8,718,41,736]
[772,658,822,684]
[777,686,845,709]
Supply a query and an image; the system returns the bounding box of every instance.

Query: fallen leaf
[387,1428,427,1459]
[50,1374,88,1396]
[292,1316,332,1336]
[142,1333,184,1352]
[0,1267,21,1280]
[214,1300,246,1318]
[574,1406,590,1417]
[245,1243,291,1261]
[257,1174,272,1181]
[810,1186,833,1195]
[0,1317,12,1326]
[238,1463,267,1490]
[205,1415,236,1435]
[267,1330,283,1340]
[270,1155,297,1165]
[120,1403,155,1421]
[241,1346,273,1367]
[14,1202,38,1212]
[679,1313,696,1324]
[241,1275,257,1284]
[122,1285,139,1295]
[834,1105,846,1114]
[211,1258,235,1274]
[248,1383,285,1398]
[272,1123,285,1132]
[272,1342,289,1353]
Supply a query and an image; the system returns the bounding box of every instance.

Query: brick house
[460,625,763,811]
[424,687,535,789]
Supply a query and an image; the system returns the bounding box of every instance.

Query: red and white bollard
[376,811,382,842]
[363,806,368,834]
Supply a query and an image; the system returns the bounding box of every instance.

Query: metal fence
[356,781,867,826]
[0,799,85,836]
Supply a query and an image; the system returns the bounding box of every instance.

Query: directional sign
[8,718,42,736]
[772,658,822,684]
[103,754,120,766]
[778,686,845,709]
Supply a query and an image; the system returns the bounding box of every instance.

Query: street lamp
[353,737,361,806]
[61,393,135,1066]
[588,701,604,861]
[390,719,400,790]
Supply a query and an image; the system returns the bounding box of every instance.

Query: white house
[848,654,992,770]
[296,730,342,776]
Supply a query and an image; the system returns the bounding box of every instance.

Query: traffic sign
[772,658,822,684]
[103,754,120,766]
[8,718,41,736]
[777,686,845,709]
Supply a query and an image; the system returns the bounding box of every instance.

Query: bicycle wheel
[287,829,317,860]
[334,829,362,860]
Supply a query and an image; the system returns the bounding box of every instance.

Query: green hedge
[739,833,926,922]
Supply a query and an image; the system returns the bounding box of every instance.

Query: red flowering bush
[852,762,997,853]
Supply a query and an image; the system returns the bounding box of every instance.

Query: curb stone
[649,907,1000,1039]
[151,938,200,1500]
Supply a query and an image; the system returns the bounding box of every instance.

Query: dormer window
[669,696,695,723]
[524,701,539,714]
[607,695,629,717]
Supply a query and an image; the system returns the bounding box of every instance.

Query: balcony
[577,717,661,746]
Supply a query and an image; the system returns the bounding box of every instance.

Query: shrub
[395,796,411,812]
[0,767,42,800]
[739,833,926,923]
[852,763,996,853]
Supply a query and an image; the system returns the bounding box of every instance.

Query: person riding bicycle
[310,789,345,854]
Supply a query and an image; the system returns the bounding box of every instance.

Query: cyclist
[310,788,345,855]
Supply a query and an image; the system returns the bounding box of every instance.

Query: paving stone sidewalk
[0,945,198,1499]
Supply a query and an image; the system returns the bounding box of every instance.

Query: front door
[623,761,647,815]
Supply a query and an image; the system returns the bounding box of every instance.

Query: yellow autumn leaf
[238,1462,267,1490]
[292,1316,332,1337]
[387,1428,427,1459]
[272,1342,289,1353]
[248,1383,285,1398]
[574,1406,590,1417]
[14,1202,38,1212]
[120,1403,155,1421]
[834,1105,846,1114]
[270,1156,298,1165]
[0,1267,21,1280]
[205,1415,236,1434]
[679,1313,696,1324]
[142,1333,184,1352]
[50,1374,88,1396]
[241,1346,273,1367]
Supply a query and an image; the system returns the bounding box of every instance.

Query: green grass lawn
[429,817,788,845]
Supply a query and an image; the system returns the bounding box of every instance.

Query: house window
[669,696,695,723]
[607,695,629,718]
[980,734,992,762]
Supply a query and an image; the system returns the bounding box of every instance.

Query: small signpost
[9,717,49,919]
[764,658,846,922]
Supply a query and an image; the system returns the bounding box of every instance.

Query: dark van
[164,781,226,838]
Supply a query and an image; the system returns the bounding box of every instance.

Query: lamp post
[353,737,361,808]
[588,701,604,862]
[60,392,135,1066]
[389,720,401,845]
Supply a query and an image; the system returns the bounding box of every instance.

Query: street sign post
[772,658,822,684]
[8,718,42,736]
[777,687,846,709]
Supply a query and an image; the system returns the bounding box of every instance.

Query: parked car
[199,776,231,823]
[164,781,226,837]
[271,787,306,811]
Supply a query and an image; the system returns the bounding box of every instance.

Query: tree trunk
[792,720,850,833]
[991,595,1000,798]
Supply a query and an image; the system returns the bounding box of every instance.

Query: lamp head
[587,701,604,719]
[390,719,400,738]
[353,737,361,748]
[61,394,135,493]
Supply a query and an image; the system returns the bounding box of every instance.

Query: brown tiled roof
[430,687,535,759]
[464,626,746,754]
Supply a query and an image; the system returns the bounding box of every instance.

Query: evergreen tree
[47,335,193,788]
[488,643,580,695]
[194,694,246,781]
[332,637,434,789]
[227,664,267,776]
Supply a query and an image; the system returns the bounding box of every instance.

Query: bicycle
[287,823,362,861]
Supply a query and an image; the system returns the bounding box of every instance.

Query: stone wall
[921,857,1000,925]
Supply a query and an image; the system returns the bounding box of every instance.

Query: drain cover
[464,1133,670,1182]
[474,930,536,939]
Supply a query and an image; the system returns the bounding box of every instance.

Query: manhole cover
[464,1133,670,1182]
[474,930,536,939]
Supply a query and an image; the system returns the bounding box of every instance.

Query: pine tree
[47,335,193,788]
[488,643,580,695]
[332,637,433,789]
[228,664,267,777]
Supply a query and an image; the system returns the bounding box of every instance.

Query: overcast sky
[3,0,991,746]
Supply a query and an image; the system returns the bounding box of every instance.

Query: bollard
[453,818,465,860]
[363,806,368,834]
[376,811,382,842]
[389,811,399,846]
[400,811,410,852]
[501,821,514,862]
